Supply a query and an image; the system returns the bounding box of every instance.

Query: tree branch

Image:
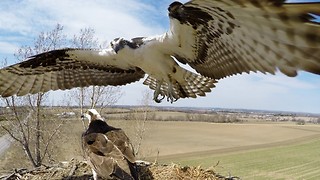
[42,122,63,161]
[1,125,23,145]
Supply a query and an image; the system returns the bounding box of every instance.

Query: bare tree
[1,24,66,167]
[131,90,155,157]
[70,28,98,119]
[71,28,98,49]
[69,28,123,122]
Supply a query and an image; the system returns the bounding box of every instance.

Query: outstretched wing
[169,0,320,79]
[0,48,145,97]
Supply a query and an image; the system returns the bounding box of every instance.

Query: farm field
[0,110,320,179]
[135,121,320,157]
[174,138,320,179]
[103,120,320,179]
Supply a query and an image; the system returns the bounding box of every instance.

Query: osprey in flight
[0,1,319,103]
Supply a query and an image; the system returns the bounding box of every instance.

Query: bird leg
[166,83,178,103]
[153,80,165,103]
[153,80,179,103]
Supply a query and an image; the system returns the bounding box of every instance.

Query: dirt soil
[0,159,237,180]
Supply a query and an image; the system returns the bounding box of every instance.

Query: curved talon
[152,80,179,103]
[166,96,170,103]
[166,95,177,104]
[153,80,164,103]
[173,97,178,103]
[154,94,165,103]
[154,98,161,103]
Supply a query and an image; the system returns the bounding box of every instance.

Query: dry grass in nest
[1,159,239,180]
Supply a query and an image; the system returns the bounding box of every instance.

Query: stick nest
[1,159,240,180]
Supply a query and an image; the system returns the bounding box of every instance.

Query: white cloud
[0,0,165,40]
[0,42,19,55]
[32,0,160,36]
[0,0,166,59]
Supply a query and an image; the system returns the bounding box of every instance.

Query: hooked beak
[113,44,121,53]
[110,37,125,54]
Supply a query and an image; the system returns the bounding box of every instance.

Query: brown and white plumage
[0,49,145,97]
[0,0,319,103]
[170,1,320,79]
[82,109,137,180]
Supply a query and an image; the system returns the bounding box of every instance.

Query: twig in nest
[65,164,77,179]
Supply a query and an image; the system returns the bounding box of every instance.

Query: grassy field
[174,139,320,179]
[135,121,320,157]
[115,120,320,179]
[1,110,320,179]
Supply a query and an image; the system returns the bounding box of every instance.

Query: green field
[173,139,320,179]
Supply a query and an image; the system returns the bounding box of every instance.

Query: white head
[110,37,125,53]
[81,109,103,123]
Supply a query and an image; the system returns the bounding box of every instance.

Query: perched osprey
[0,1,319,103]
[82,109,138,180]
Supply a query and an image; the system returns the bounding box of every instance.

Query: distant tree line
[109,111,242,123]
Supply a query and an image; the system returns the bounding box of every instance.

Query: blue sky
[0,0,319,113]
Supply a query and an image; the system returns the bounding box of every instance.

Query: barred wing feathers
[171,0,320,80]
[0,48,145,97]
